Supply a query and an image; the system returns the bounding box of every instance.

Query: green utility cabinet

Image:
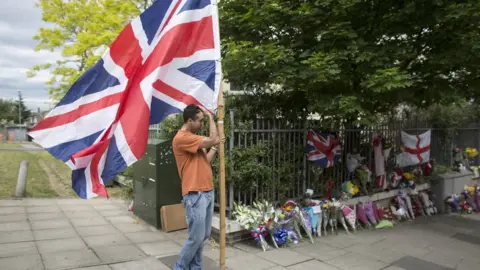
[133,139,183,229]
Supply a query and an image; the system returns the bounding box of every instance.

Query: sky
[0,0,61,111]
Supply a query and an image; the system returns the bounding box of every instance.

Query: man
[172,104,221,270]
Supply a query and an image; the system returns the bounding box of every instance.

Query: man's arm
[206,146,218,163]
[198,107,220,149]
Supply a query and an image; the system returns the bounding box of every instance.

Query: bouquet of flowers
[233,200,275,251]
[466,147,479,160]
[342,181,360,198]
[276,200,314,244]
[272,203,299,246]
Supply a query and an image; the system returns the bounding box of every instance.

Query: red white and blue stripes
[28,0,222,199]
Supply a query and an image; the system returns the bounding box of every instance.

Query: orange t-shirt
[172,130,213,196]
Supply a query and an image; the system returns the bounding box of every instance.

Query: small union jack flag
[28,0,222,199]
[306,130,341,168]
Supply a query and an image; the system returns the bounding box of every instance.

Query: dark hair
[183,104,201,123]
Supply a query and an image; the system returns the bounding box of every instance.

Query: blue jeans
[174,189,214,270]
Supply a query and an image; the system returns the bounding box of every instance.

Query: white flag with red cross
[396,130,431,168]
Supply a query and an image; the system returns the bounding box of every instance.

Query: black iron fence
[148,112,480,215]
[224,112,480,215]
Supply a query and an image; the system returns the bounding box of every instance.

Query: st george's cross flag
[396,130,431,168]
[28,0,222,199]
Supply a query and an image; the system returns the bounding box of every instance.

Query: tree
[0,99,16,123]
[28,0,154,101]
[219,0,480,123]
[0,97,30,124]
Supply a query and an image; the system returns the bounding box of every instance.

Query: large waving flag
[28,0,222,199]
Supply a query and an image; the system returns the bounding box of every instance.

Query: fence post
[228,109,235,219]
[477,128,480,166]
[15,160,28,197]
[302,119,308,193]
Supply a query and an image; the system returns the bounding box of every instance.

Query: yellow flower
[465,185,475,195]
[466,147,479,159]
[404,172,414,180]
[353,186,359,195]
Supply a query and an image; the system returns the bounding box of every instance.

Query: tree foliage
[0,97,31,124]
[28,0,155,101]
[219,0,480,122]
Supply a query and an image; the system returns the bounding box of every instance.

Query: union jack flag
[28,0,222,199]
[306,130,341,168]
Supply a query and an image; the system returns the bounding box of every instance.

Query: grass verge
[0,150,127,199]
[0,151,57,198]
[38,152,125,199]
[0,143,22,148]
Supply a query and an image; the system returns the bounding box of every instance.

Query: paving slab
[28,212,65,221]
[34,227,78,241]
[55,199,92,205]
[37,237,86,254]
[287,259,339,270]
[157,254,219,270]
[345,243,405,264]
[370,238,431,258]
[71,266,112,270]
[24,199,57,206]
[83,233,131,247]
[0,241,37,258]
[42,248,101,270]
[0,230,34,244]
[59,204,96,212]
[110,257,169,270]
[98,210,127,217]
[256,249,312,267]
[92,244,147,264]
[418,250,462,269]
[382,267,408,270]
[0,214,27,223]
[93,204,121,211]
[113,223,150,233]
[64,210,103,219]
[27,206,61,213]
[105,216,137,224]
[71,216,109,227]
[292,242,351,261]
[76,225,119,237]
[325,252,388,270]
[0,221,30,232]
[0,253,43,270]
[203,247,247,261]
[456,259,480,270]
[0,207,26,215]
[224,253,276,270]
[30,219,72,230]
[137,241,182,257]
[451,232,480,246]
[109,257,170,270]
[0,200,25,207]
[391,256,454,270]
[124,231,167,244]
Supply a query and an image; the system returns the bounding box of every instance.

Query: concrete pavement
[1,198,480,270]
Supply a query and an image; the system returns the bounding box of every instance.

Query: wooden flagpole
[216,84,226,270]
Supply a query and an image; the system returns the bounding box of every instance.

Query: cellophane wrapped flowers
[232,200,275,251]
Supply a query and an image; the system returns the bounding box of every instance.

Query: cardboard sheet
[161,203,188,232]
